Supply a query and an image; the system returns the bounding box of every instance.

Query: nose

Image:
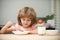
[24,20,27,23]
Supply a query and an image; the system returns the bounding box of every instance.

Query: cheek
[20,19,24,24]
[21,21,24,24]
[26,21,31,26]
[28,21,31,24]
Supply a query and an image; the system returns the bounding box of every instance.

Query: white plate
[12,31,30,34]
[46,30,59,35]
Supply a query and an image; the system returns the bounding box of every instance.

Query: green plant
[46,14,54,20]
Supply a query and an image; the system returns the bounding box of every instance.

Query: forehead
[21,17,31,20]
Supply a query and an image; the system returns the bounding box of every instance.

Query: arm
[0,21,14,34]
[29,27,38,34]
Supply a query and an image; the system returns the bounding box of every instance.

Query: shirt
[8,23,37,31]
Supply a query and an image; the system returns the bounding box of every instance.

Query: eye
[27,19,31,21]
[22,19,25,21]
[21,18,31,21]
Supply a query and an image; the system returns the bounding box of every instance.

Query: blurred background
[0,0,60,33]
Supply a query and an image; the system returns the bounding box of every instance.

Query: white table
[0,34,60,40]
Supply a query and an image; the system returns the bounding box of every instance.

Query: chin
[23,25,29,28]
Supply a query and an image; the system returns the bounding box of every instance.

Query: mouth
[24,23,28,25]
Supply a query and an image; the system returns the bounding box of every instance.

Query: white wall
[0,0,2,24]
[0,0,52,25]
[56,0,60,33]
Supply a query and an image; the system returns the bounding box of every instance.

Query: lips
[24,24,28,25]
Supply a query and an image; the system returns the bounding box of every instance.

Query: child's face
[21,17,31,28]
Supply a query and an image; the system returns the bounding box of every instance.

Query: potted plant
[45,14,55,29]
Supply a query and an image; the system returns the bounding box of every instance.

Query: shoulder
[31,24,37,29]
[10,23,20,29]
[14,23,20,27]
[14,23,22,28]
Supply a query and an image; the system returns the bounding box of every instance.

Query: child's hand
[0,21,14,34]
[28,29,38,34]
[5,21,14,27]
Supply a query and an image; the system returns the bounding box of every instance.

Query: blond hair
[17,7,37,26]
